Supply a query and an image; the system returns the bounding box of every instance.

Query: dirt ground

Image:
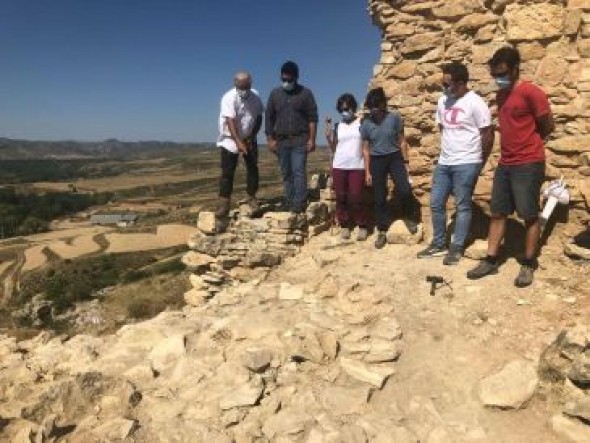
[269,228,589,442]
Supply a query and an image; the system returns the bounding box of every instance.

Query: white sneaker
[356,228,368,241]
[340,227,351,240]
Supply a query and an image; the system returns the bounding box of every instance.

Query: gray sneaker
[374,231,387,249]
[514,264,535,288]
[340,227,351,240]
[417,243,447,259]
[443,245,463,266]
[467,260,499,280]
[356,227,368,242]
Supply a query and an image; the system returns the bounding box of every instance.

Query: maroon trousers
[332,168,366,228]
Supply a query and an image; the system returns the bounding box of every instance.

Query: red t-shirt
[496,81,551,165]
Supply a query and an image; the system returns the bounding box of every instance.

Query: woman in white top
[325,93,367,241]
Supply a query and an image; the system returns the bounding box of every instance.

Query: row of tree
[0,187,112,238]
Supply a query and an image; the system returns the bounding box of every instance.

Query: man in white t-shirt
[216,71,264,217]
[418,62,494,265]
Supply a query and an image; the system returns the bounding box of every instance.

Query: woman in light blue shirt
[360,87,418,249]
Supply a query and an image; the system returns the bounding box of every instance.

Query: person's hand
[267,138,278,153]
[324,117,332,140]
[306,139,316,153]
[365,172,372,186]
[237,140,248,155]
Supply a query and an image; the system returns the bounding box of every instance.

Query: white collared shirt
[217,88,264,153]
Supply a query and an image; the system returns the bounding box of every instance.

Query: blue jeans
[430,163,481,248]
[277,144,307,210]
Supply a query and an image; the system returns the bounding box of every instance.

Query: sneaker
[340,227,351,240]
[466,260,499,280]
[417,243,447,259]
[443,245,463,266]
[374,231,387,249]
[514,264,535,288]
[404,219,418,235]
[356,227,368,242]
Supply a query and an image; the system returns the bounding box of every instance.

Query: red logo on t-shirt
[443,107,465,127]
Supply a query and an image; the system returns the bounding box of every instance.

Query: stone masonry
[367,0,590,229]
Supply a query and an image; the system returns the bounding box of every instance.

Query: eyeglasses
[281,77,294,83]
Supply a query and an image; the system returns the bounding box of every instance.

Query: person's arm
[225,117,248,154]
[324,118,337,152]
[527,86,554,140]
[396,115,409,164]
[473,98,494,169]
[480,125,494,166]
[265,91,278,152]
[398,132,409,163]
[308,122,317,153]
[305,89,319,153]
[536,112,555,140]
[362,139,372,186]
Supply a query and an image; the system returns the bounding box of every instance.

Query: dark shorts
[490,161,545,220]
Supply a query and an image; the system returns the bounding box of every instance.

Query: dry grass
[47,234,101,259]
[16,226,113,243]
[22,245,48,272]
[0,261,14,278]
[33,171,217,193]
[104,223,199,253]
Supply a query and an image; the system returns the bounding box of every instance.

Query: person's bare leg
[487,214,507,257]
[514,218,541,287]
[524,218,540,260]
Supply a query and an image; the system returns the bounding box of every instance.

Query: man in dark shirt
[265,61,318,213]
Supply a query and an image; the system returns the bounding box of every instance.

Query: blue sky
[0,0,380,142]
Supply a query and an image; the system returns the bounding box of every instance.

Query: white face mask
[237,89,250,99]
[282,81,295,92]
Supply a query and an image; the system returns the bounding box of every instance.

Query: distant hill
[0,138,215,160]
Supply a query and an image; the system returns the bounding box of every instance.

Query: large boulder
[386,220,424,245]
[478,359,539,409]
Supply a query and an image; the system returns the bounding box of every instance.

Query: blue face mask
[282,80,295,91]
[340,110,353,121]
[495,75,512,90]
[443,87,454,98]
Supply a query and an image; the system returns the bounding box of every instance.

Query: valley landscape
[0,140,331,339]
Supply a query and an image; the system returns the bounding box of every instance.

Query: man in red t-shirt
[467,46,554,287]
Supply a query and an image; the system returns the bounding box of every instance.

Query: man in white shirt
[216,71,264,217]
[418,62,494,265]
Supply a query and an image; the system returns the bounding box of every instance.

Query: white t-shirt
[217,88,264,153]
[332,118,364,170]
[435,90,491,165]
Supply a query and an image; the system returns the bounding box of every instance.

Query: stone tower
[367,0,589,228]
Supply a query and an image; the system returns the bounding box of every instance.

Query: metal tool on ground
[426,275,452,296]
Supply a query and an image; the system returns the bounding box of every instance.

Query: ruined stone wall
[368,0,590,227]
